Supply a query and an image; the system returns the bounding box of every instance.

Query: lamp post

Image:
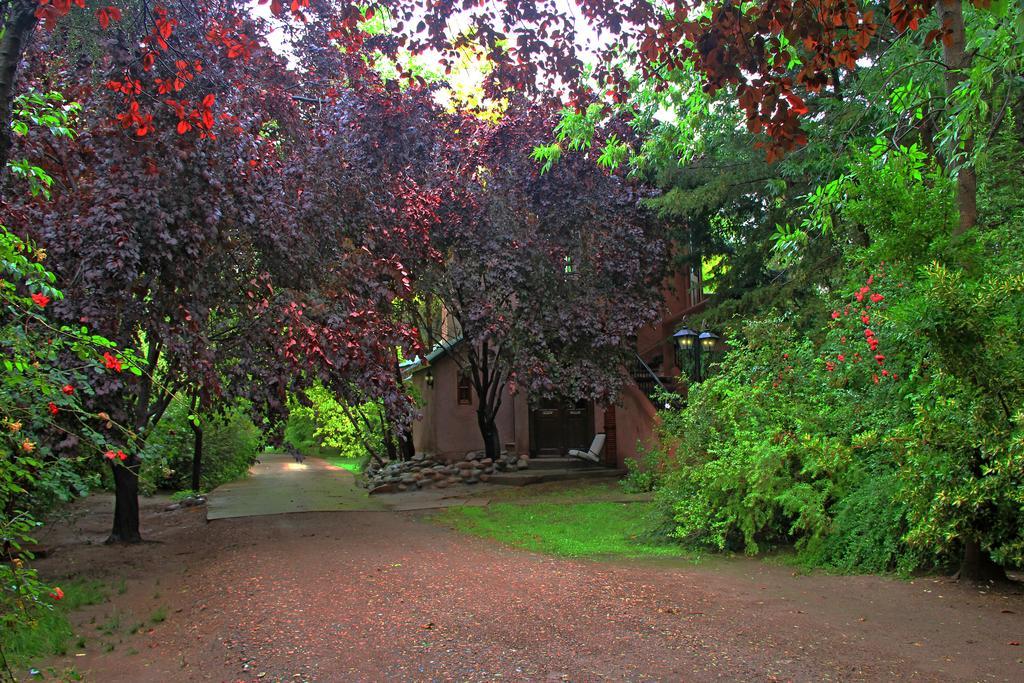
[672,325,699,382]
[698,327,720,380]
[674,323,719,382]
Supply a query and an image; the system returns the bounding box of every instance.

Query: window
[457,372,472,405]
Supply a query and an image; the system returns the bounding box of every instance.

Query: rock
[435,480,449,489]
[164,503,182,512]
[456,460,474,469]
[479,473,491,482]
[465,477,479,484]
[480,458,493,466]
[517,458,529,470]
[369,483,398,495]
[397,484,408,492]
[401,475,417,485]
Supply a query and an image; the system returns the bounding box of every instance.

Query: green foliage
[643,126,1024,573]
[620,457,659,494]
[1,576,107,669]
[141,398,262,494]
[284,383,388,464]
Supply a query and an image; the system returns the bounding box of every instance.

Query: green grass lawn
[2,577,108,667]
[435,499,686,559]
[323,455,363,473]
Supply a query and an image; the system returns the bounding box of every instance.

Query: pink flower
[870,293,884,303]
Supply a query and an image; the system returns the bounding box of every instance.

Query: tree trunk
[107,461,142,544]
[476,409,501,460]
[958,537,1007,583]
[0,0,38,176]
[936,0,977,235]
[190,421,203,493]
[398,426,415,461]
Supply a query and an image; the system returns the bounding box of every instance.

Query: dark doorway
[530,398,593,457]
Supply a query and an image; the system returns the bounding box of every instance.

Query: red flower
[831,310,840,320]
[104,450,116,460]
[855,291,864,302]
[882,369,889,377]
[50,587,64,601]
[874,354,886,364]
[31,292,50,308]
[837,354,845,362]
[103,352,122,372]
[872,374,880,384]
[867,274,874,285]
[870,293,884,303]
[48,402,59,415]
[860,314,870,325]
[103,449,128,461]
[62,384,75,395]
[825,361,836,372]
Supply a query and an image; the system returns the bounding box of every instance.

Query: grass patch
[435,500,685,559]
[1,578,108,668]
[324,455,364,473]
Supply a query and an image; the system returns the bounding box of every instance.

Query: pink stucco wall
[410,354,530,462]
[610,383,660,469]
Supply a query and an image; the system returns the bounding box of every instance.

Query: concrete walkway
[206,452,488,520]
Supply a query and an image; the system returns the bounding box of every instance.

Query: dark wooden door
[530,399,592,456]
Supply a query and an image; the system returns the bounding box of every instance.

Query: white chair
[569,433,606,464]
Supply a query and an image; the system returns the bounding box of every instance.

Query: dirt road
[30,465,1024,682]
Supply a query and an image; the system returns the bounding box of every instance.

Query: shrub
[141,398,262,493]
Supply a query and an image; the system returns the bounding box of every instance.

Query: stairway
[487,458,625,486]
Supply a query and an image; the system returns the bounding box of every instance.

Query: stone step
[488,467,626,487]
[526,457,604,470]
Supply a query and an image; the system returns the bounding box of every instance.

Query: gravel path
[33,495,1024,683]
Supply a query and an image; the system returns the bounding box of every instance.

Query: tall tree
[421,106,667,459]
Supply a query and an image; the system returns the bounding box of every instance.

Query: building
[407,267,707,469]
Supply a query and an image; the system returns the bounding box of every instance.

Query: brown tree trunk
[190,421,203,493]
[936,0,977,235]
[476,409,501,461]
[0,0,37,176]
[958,537,1008,583]
[107,461,142,544]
